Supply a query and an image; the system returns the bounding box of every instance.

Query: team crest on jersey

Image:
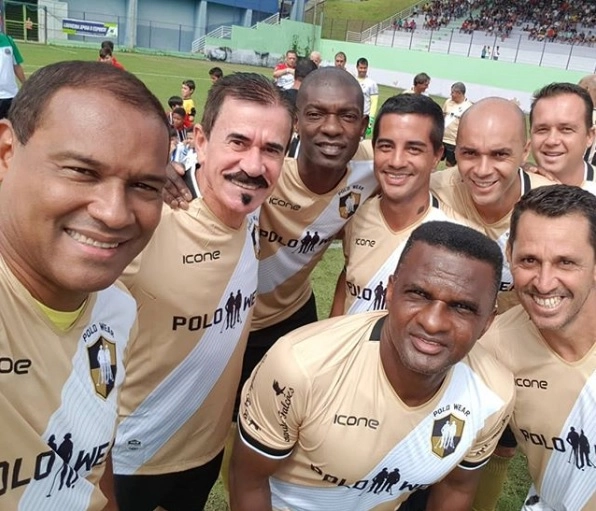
[431,414,465,458]
[339,190,361,219]
[87,336,117,399]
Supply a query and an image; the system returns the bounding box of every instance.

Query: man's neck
[296,154,348,195]
[473,170,521,224]
[380,191,431,232]
[557,161,586,187]
[0,233,87,312]
[380,329,447,407]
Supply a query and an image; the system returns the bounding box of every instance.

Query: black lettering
[74,447,97,472]
[553,437,565,452]
[243,292,257,310]
[310,464,323,476]
[34,451,55,481]
[0,357,32,375]
[93,443,110,466]
[520,428,530,441]
[172,316,186,330]
[361,288,372,301]
[0,461,7,496]
[189,316,202,331]
[323,474,339,484]
[11,458,30,489]
[353,479,368,490]
[529,433,543,446]
[399,481,423,492]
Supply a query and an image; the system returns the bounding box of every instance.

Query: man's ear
[0,120,17,183]
[193,124,208,166]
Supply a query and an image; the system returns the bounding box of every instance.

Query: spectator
[181,79,196,122]
[403,72,431,95]
[309,51,322,67]
[579,74,596,165]
[0,29,26,119]
[100,40,123,69]
[442,82,473,166]
[355,57,379,138]
[167,95,192,129]
[208,66,223,83]
[273,50,297,90]
[98,47,124,70]
[334,51,347,69]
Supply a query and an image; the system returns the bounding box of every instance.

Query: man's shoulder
[527,171,555,188]
[431,166,463,191]
[462,342,515,403]
[270,313,384,374]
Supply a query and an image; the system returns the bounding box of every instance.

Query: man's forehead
[378,113,432,139]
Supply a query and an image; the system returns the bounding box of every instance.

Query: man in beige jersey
[231,221,515,511]
[431,97,553,313]
[480,185,596,510]
[109,73,294,511]
[0,61,169,510]
[578,75,596,166]
[330,93,462,317]
[529,82,595,191]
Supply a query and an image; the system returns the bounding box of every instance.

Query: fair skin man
[453,98,531,224]
[530,84,595,186]
[330,95,444,316]
[334,51,347,69]
[230,224,506,511]
[272,50,297,80]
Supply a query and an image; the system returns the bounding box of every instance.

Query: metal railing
[192,13,279,54]
[192,25,232,53]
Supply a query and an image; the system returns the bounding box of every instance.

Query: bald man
[431,97,552,313]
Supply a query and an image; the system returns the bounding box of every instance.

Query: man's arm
[13,64,26,85]
[229,429,286,511]
[273,66,294,79]
[426,465,483,511]
[329,268,347,317]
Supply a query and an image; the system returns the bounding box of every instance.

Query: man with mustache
[108,73,294,511]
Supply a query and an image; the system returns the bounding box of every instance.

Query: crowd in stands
[391,0,596,46]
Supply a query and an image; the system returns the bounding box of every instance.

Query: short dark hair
[286,50,297,57]
[101,40,114,51]
[182,79,196,91]
[294,57,317,81]
[209,67,223,79]
[397,221,503,298]
[356,57,368,67]
[335,51,347,61]
[172,107,186,118]
[373,94,444,152]
[530,82,594,131]
[200,72,294,144]
[298,67,364,114]
[414,72,431,85]
[8,61,169,145]
[99,47,112,59]
[510,185,596,256]
[168,95,183,108]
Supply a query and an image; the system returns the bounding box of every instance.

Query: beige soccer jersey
[480,307,596,511]
[342,194,462,314]
[112,179,260,475]
[442,98,473,146]
[239,313,514,510]
[581,162,596,196]
[252,141,377,330]
[431,167,553,312]
[0,256,137,510]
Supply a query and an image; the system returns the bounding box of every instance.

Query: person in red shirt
[100,40,124,70]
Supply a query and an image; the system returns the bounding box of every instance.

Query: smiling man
[230,221,514,511]
[330,94,463,317]
[480,185,596,511]
[0,61,170,510]
[431,97,553,312]
[530,82,595,191]
[108,73,294,511]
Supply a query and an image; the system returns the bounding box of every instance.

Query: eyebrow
[228,132,285,153]
[53,151,168,185]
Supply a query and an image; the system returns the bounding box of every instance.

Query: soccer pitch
[16,42,532,511]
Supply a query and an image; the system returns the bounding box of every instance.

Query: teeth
[230,180,259,190]
[532,296,562,309]
[66,229,119,249]
[473,181,496,188]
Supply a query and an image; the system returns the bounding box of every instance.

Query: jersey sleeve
[238,338,310,459]
[8,36,23,65]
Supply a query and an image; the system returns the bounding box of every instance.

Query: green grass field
[16,43,531,511]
